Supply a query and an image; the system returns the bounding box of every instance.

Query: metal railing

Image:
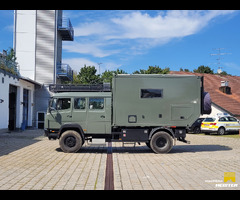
[49,83,111,93]
[56,63,73,81]
[58,18,74,40]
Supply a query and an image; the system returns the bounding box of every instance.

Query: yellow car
[201,116,240,135]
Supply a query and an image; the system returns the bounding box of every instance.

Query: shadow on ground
[0,129,44,157]
[170,144,232,153]
[56,144,232,154]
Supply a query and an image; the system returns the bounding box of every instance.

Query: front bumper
[44,129,59,140]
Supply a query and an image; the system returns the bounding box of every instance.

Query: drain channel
[104,142,114,190]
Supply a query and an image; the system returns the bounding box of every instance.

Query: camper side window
[141,89,163,98]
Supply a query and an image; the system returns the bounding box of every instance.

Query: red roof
[170,71,240,118]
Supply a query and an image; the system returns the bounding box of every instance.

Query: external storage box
[112,74,202,127]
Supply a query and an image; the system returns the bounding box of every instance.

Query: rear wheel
[218,127,225,135]
[150,131,173,154]
[59,130,82,153]
[193,126,201,134]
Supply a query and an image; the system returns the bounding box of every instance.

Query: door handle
[100,115,105,118]
[67,115,72,118]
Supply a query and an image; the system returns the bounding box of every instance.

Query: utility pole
[210,48,231,74]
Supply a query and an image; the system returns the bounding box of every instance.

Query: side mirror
[49,107,56,112]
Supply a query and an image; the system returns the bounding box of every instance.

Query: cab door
[47,97,72,129]
[71,97,87,131]
[86,97,111,134]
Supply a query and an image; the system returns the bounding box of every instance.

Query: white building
[0,10,74,132]
[14,10,74,84]
[0,69,40,132]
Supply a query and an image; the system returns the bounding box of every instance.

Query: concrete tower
[14,10,74,85]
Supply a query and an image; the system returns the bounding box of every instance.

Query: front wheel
[59,130,82,153]
[150,131,173,154]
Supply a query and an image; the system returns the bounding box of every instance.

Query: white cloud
[74,22,110,37]
[110,10,236,40]
[65,10,237,58]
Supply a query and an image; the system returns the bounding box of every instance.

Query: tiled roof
[170,71,240,118]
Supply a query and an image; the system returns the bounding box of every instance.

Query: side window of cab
[51,98,71,110]
[74,98,86,110]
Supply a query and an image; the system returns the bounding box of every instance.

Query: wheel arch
[149,127,175,140]
[59,123,85,143]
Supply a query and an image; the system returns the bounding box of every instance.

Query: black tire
[218,127,225,135]
[150,131,173,154]
[59,130,82,153]
[193,127,201,134]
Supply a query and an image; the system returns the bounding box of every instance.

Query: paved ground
[0,129,239,190]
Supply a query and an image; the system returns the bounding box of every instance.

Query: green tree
[101,69,127,83]
[193,65,214,74]
[180,67,190,72]
[6,48,17,63]
[76,65,102,84]
[72,71,81,84]
[101,70,114,83]
[0,48,18,75]
[219,71,229,76]
[133,66,170,74]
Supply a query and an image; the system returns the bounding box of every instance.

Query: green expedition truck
[45,74,211,154]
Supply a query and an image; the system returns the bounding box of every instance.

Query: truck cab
[46,92,112,137]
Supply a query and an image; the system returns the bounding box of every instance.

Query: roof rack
[49,83,111,93]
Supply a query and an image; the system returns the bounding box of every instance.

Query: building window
[141,89,163,98]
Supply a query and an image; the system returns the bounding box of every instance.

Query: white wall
[0,72,35,131]
[0,73,19,130]
[14,10,36,80]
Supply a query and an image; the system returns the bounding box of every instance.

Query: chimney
[219,81,231,94]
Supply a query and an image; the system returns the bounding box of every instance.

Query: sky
[1,10,240,76]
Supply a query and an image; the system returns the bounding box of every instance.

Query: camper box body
[112,74,202,128]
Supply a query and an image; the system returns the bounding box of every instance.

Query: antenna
[210,48,231,73]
